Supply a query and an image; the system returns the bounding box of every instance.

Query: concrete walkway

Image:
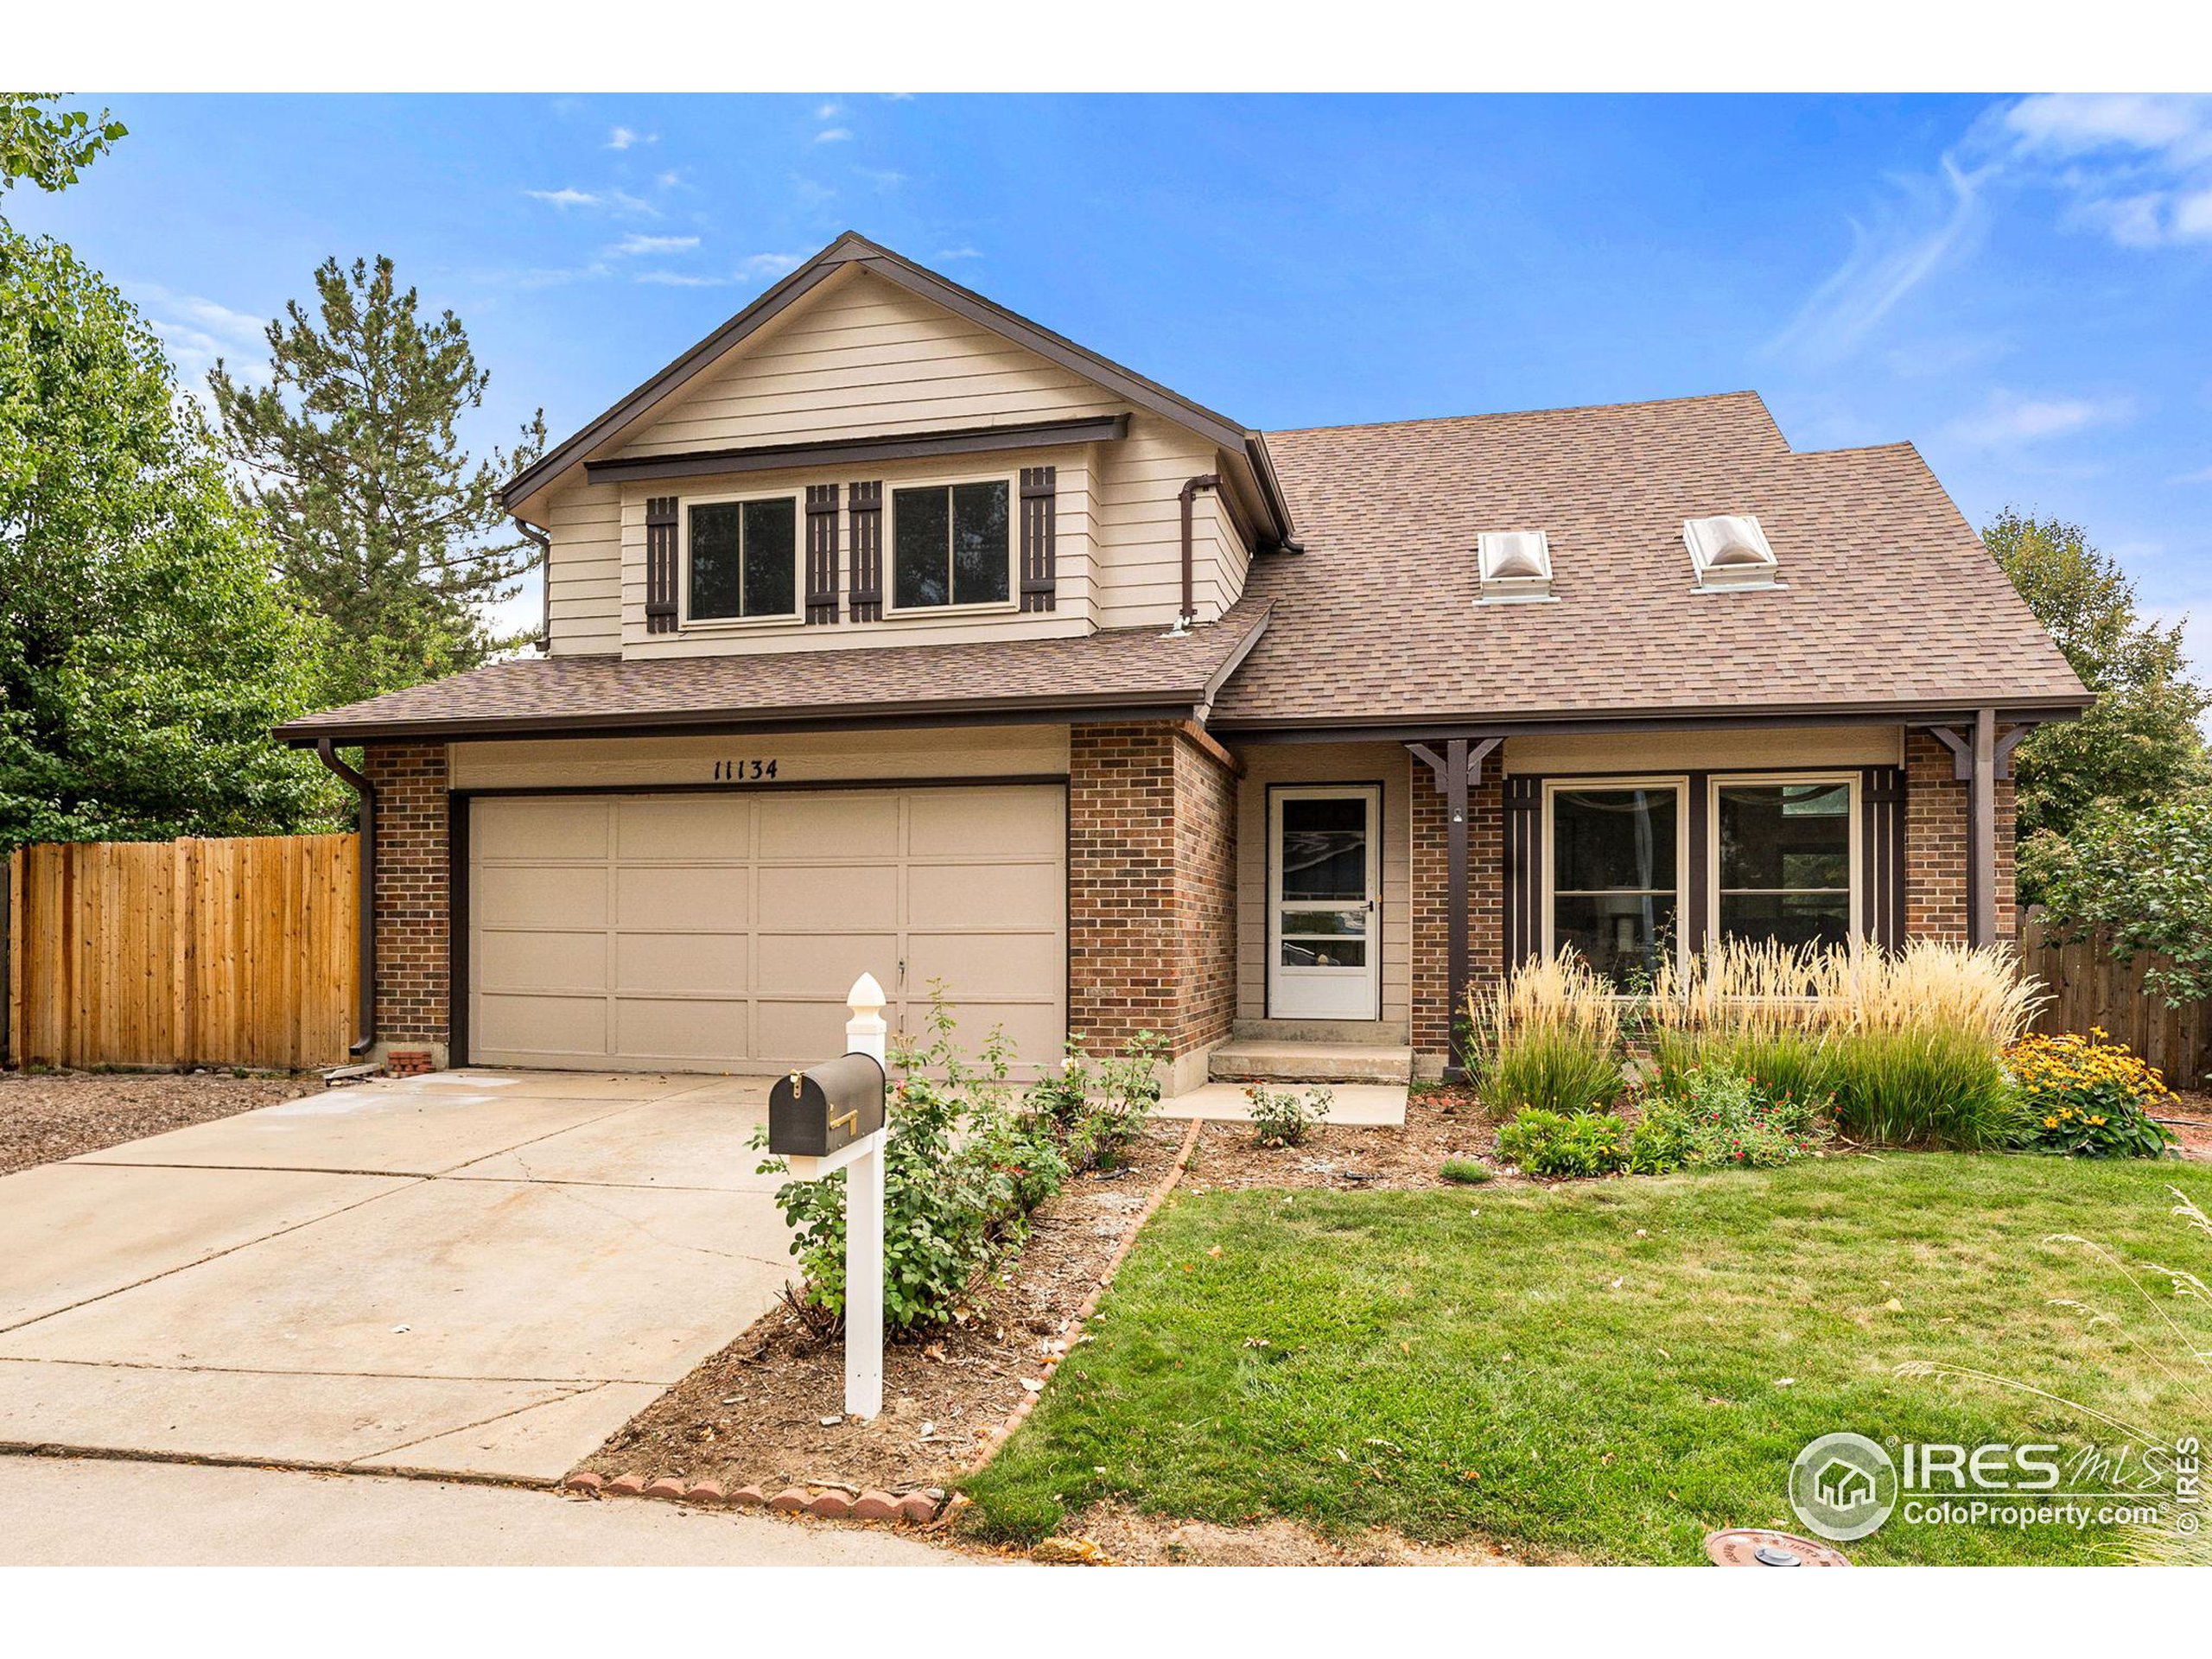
[0,1454,986,1567]
[0,1070,797,1482]
[1154,1082,1408,1125]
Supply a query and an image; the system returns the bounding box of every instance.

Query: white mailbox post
[776,973,889,1421]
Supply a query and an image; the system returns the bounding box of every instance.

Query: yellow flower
[2088,1116,2107,1126]
[2044,1116,2059,1128]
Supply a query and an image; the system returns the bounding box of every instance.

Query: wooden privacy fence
[5,834,359,1072]
[2019,906,2212,1090]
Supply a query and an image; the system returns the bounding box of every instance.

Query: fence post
[2,848,13,1068]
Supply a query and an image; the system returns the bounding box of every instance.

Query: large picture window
[892,480,1011,610]
[1715,781,1854,948]
[688,497,798,621]
[1550,785,1680,985]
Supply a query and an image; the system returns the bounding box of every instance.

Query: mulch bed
[579,1121,1190,1499]
[1182,1085,1511,1193]
[1055,1501,1528,1566]
[2158,1090,2212,1160]
[0,1067,323,1176]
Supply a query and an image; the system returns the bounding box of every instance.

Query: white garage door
[467,785,1065,1073]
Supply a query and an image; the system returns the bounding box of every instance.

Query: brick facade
[363,741,450,1057]
[1904,728,2018,943]
[1067,721,1238,1061]
[1408,747,1503,1059]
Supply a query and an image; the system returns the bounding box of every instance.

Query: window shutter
[1862,766,1907,950]
[1502,774,1543,969]
[644,496,679,633]
[849,480,883,622]
[1019,465,1057,612]
[804,484,840,626]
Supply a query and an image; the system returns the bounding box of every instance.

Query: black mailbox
[767,1052,887,1159]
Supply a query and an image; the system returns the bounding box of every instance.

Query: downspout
[315,740,378,1057]
[1173,474,1221,635]
[514,517,552,652]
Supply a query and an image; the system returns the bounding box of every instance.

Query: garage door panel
[756,863,898,930]
[906,930,1062,997]
[908,788,1061,858]
[753,1000,854,1065]
[615,797,748,861]
[614,997,751,1061]
[476,930,608,995]
[757,931,900,997]
[907,861,1058,928]
[471,785,1063,1074]
[478,994,609,1058]
[616,931,748,995]
[475,799,609,861]
[758,793,900,859]
[617,865,748,931]
[476,865,608,929]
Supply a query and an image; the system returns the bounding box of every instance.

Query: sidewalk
[0,1454,993,1567]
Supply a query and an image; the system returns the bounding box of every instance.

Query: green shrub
[1463,955,1626,1116]
[2003,1031,2177,1160]
[753,990,1066,1334]
[1247,1084,1332,1148]
[1823,1028,2019,1150]
[1647,1027,1831,1106]
[1496,1108,1630,1178]
[1440,1156,1493,1185]
[1630,1067,1829,1173]
[1025,1029,1166,1172]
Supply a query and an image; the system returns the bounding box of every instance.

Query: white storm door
[1268,785,1382,1020]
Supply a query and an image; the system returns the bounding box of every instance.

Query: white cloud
[125,282,271,389]
[1985,93,2212,249]
[856,167,906,190]
[635,270,733,288]
[655,168,683,189]
[610,232,700,257]
[816,102,842,120]
[2171,462,2212,486]
[471,262,613,290]
[740,251,805,277]
[523,186,658,217]
[1942,389,2136,448]
[607,125,658,150]
[1769,156,1986,364]
[816,127,853,143]
[935,246,982,261]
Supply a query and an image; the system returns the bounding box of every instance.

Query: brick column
[1067,722,1238,1071]
[1409,747,1503,1062]
[1905,729,2018,943]
[361,741,450,1061]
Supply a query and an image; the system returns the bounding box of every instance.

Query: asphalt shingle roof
[1210,391,2088,728]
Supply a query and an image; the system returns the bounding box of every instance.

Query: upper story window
[688,495,798,623]
[892,479,1012,611]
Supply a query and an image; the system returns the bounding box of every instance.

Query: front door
[1268,785,1382,1020]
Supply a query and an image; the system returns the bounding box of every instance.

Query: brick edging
[559,1116,1205,1528]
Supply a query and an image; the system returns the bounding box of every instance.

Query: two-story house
[279,232,2090,1093]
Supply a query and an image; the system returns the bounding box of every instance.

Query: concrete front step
[1206,1039,1414,1085]
[1231,1018,1412,1046]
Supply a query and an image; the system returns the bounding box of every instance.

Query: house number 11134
[713,759,779,782]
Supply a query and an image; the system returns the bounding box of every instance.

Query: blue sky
[16,92,2212,667]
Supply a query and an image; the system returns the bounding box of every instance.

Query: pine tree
[210,256,547,706]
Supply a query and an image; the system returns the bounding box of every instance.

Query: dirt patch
[0,1067,322,1176]
[580,1122,1189,1497]
[2159,1090,2212,1161]
[1052,1501,1532,1566]
[1183,1086,1514,1193]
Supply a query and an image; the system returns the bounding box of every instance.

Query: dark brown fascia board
[502,230,1296,544]
[1198,605,1273,710]
[276,688,1211,749]
[582,416,1130,486]
[1214,698,2093,745]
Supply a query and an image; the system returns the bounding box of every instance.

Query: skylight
[1683,515,1781,590]
[1477,531,1555,602]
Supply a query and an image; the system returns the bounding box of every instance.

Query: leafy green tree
[0,98,342,850]
[2031,795,2212,1005]
[209,257,546,707]
[0,92,127,194]
[1986,509,2211,876]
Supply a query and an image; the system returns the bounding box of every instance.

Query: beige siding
[1503,727,1904,774]
[1093,415,1244,629]
[1235,742,1412,1029]
[449,724,1071,792]
[622,268,1123,454]
[545,479,623,656]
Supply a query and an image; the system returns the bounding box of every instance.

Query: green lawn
[965,1154,2212,1563]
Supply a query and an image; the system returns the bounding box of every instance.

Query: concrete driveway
[0,1070,793,1482]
